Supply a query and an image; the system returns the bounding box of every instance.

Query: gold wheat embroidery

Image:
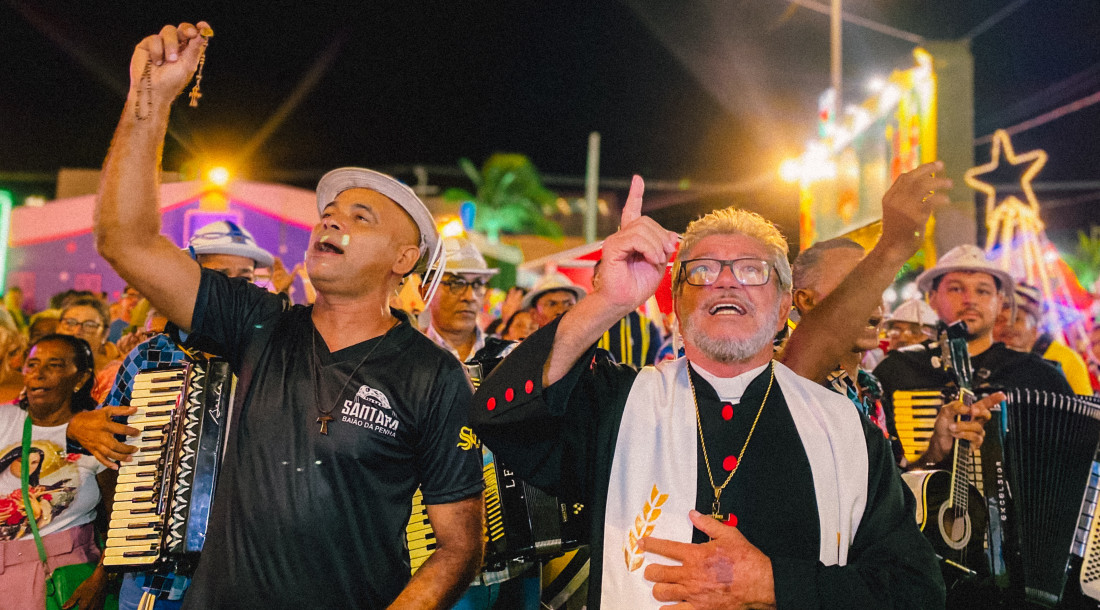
[623,484,669,571]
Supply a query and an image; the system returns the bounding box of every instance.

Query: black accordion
[102,359,233,574]
[989,389,1100,608]
[405,358,585,575]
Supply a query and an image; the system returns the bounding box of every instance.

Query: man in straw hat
[874,245,1073,471]
[472,164,963,608]
[522,271,587,328]
[92,21,483,608]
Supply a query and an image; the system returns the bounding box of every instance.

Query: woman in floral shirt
[0,334,116,609]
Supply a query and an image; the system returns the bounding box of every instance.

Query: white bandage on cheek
[340,234,350,247]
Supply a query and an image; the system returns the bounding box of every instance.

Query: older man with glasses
[471,175,948,609]
[421,237,498,362]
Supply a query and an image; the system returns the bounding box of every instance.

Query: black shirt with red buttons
[471,318,944,609]
[181,269,484,609]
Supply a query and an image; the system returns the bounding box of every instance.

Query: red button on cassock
[487,397,496,411]
[525,379,534,394]
[723,455,738,471]
[505,388,514,401]
[721,403,734,420]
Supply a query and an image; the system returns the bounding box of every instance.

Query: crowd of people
[1,18,1099,610]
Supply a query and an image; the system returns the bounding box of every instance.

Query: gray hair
[674,207,792,294]
[791,238,865,292]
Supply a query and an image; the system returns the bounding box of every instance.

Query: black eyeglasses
[439,277,490,296]
[675,258,772,287]
[60,318,104,332]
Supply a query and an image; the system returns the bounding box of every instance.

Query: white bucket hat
[521,272,586,310]
[188,220,274,268]
[915,244,1015,296]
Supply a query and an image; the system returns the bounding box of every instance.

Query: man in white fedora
[874,244,1072,471]
[422,237,499,362]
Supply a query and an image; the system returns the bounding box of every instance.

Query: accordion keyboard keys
[103,369,187,568]
[891,390,941,464]
[406,489,436,574]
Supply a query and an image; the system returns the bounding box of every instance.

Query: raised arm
[95,22,211,332]
[781,162,952,382]
[545,176,680,385]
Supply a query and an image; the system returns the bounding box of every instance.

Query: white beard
[681,302,780,364]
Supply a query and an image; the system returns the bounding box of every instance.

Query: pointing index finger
[621,175,645,227]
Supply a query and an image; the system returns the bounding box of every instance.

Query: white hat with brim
[888,299,939,327]
[188,220,275,269]
[915,244,1015,296]
[430,237,499,277]
[521,272,586,310]
[315,167,439,259]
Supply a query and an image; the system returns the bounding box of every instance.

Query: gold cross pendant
[188,88,202,106]
[317,415,334,435]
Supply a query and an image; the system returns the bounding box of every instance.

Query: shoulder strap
[19,413,50,570]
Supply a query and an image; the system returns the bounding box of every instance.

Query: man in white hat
[993,282,1092,395]
[874,244,1073,471]
[91,21,483,608]
[522,271,587,328]
[422,237,499,362]
[883,299,939,352]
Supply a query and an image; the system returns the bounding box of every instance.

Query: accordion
[894,387,1100,607]
[995,389,1100,607]
[405,358,586,575]
[102,359,233,574]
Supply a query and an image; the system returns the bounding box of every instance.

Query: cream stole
[600,358,868,608]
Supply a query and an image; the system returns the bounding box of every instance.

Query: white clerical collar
[687,360,771,403]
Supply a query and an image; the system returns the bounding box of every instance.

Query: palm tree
[1065,226,1100,291]
[442,153,563,243]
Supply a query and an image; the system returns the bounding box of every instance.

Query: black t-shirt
[873,341,1074,452]
[182,269,483,609]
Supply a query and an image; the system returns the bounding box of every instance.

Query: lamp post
[831,0,842,113]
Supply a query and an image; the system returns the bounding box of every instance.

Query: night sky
[2,1,1099,248]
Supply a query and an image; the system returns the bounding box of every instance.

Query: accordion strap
[19,413,52,574]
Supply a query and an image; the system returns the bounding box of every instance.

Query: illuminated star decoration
[964,128,1048,219]
[964,129,1049,276]
[964,129,1090,353]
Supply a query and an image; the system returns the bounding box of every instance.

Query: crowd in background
[2,247,1099,408]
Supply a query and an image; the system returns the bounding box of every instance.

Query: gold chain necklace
[688,361,775,521]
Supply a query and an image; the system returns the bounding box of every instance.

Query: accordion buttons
[525,380,534,394]
[722,403,734,420]
[505,388,514,402]
[723,455,738,471]
[487,397,497,411]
